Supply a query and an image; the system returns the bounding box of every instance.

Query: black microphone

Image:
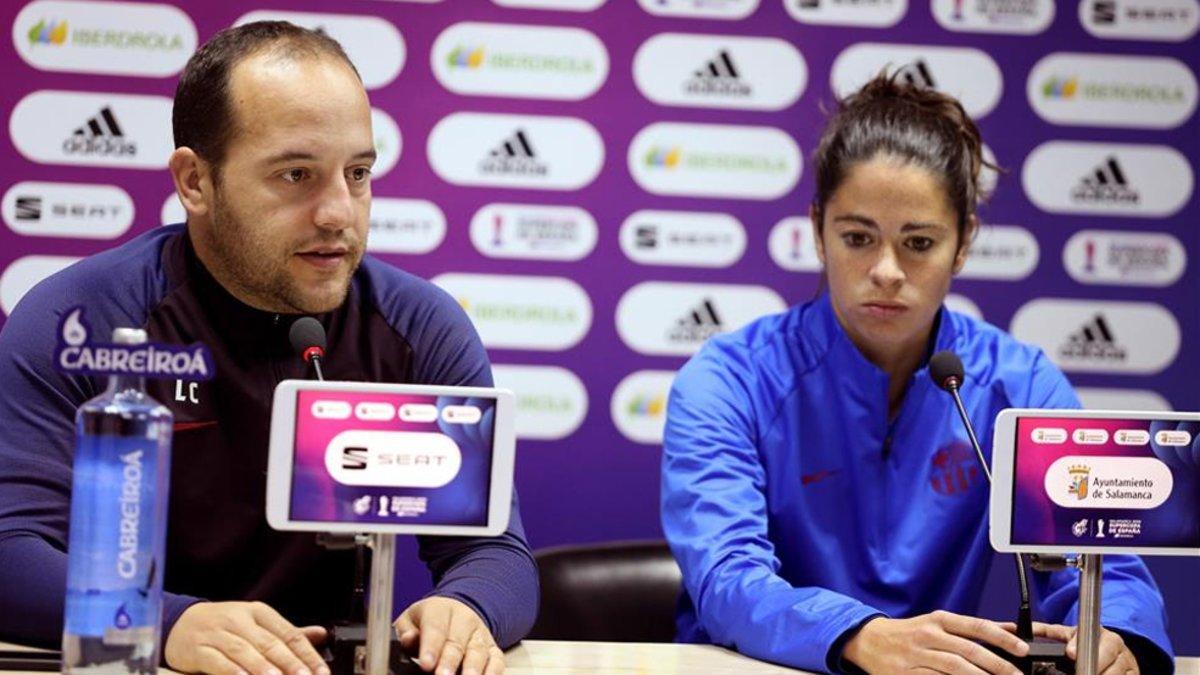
[289,317,327,381]
[929,350,1033,643]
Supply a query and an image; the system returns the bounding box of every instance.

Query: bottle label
[54,306,214,380]
[64,434,164,640]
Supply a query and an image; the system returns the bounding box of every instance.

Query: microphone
[929,350,1033,642]
[289,317,327,381]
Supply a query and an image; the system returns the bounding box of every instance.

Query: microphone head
[288,317,326,361]
[929,350,965,391]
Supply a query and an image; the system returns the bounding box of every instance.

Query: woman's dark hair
[811,69,993,247]
[172,21,360,179]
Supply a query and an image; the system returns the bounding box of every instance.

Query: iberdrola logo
[1068,464,1091,500]
[645,147,682,169]
[1043,76,1079,100]
[28,19,69,46]
[628,394,666,418]
[448,46,485,69]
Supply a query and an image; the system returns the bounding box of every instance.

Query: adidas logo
[15,196,42,221]
[667,298,723,344]
[897,60,936,89]
[479,129,547,176]
[62,106,137,157]
[686,50,751,97]
[1071,156,1139,205]
[1060,314,1127,362]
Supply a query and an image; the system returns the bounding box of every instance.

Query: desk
[3,641,1197,674]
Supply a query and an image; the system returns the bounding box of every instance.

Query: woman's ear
[953,214,978,275]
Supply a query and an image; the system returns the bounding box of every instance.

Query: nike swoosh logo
[173,421,218,432]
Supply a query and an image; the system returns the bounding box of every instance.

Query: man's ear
[953,214,978,275]
[810,204,826,266]
[168,147,213,220]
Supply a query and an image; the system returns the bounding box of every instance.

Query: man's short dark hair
[172,21,360,176]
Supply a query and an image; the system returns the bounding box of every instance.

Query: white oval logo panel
[1063,230,1186,287]
[785,0,907,26]
[3,181,133,239]
[431,22,608,100]
[1027,53,1197,129]
[1045,456,1173,509]
[611,369,676,445]
[769,216,822,272]
[326,430,461,488]
[960,225,1040,281]
[371,108,402,179]
[628,122,801,200]
[620,211,745,268]
[1080,0,1200,42]
[944,294,983,321]
[433,273,592,351]
[368,198,446,255]
[14,0,197,77]
[1010,299,1180,375]
[831,43,1003,118]
[10,90,173,169]
[0,255,81,316]
[161,192,185,226]
[236,10,405,89]
[493,0,607,9]
[491,364,588,440]
[616,282,786,356]
[1022,142,1192,218]
[471,204,597,261]
[428,113,604,191]
[633,33,805,111]
[931,0,1054,34]
[637,0,759,19]
[1076,387,1172,411]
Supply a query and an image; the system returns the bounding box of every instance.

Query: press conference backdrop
[1,0,1197,653]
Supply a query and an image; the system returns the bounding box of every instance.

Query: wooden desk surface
[3,640,1197,674]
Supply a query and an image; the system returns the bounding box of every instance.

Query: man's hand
[843,610,1029,674]
[1028,622,1139,675]
[394,597,503,675]
[163,601,331,675]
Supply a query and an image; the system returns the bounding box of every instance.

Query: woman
[660,73,1172,674]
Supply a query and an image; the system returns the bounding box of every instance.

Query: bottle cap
[111,328,148,345]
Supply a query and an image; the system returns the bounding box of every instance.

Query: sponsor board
[619,210,745,268]
[632,33,805,111]
[161,192,185,226]
[492,0,607,9]
[931,0,1055,34]
[371,108,402,179]
[2,181,133,239]
[14,0,197,77]
[610,369,676,445]
[1080,0,1200,42]
[431,22,608,100]
[785,0,908,26]
[368,198,446,254]
[960,225,1039,281]
[627,122,801,200]
[1063,230,1185,287]
[471,204,596,262]
[10,90,173,169]
[637,0,760,19]
[616,282,787,356]
[1076,387,1172,411]
[1027,53,1197,129]
[944,294,983,320]
[235,10,405,89]
[491,364,588,440]
[427,112,604,191]
[831,43,1003,118]
[1022,142,1192,218]
[0,255,81,316]
[1009,299,1180,375]
[433,273,592,351]
[768,216,822,272]
[1046,456,1172,509]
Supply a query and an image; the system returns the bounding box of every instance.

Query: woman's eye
[908,236,935,252]
[842,232,871,248]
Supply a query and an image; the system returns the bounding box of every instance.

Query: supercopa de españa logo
[54,307,214,380]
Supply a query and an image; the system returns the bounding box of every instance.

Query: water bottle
[62,328,174,674]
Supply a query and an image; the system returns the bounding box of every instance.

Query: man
[0,22,537,675]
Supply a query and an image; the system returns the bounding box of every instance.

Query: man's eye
[350,167,372,182]
[283,169,307,183]
[908,237,935,252]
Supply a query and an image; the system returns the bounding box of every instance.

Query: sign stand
[1074,553,1103,675]
[365,533,397,675]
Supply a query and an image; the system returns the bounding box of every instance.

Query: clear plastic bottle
[61,328,174,674]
